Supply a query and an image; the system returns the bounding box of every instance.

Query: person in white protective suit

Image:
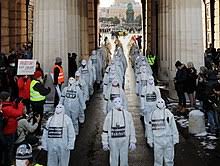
[114,39,127,74]
[75,71,88,124]
[90,50,103,85]
[75,70,89,102]
[78,59,93,96]
[134,54,146,79]
[140,76,161,135]
[42,104,76,166]
[147,98,179,166]
[103,63,123,97]
[136,65,152,97]
[59,77,86,135]
[87,58,96,95]
[104,79,128,115]
[102,97,136,166]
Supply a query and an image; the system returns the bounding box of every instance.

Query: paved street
[34,35,220,166]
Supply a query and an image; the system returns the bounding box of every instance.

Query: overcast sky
[99,0,141,7]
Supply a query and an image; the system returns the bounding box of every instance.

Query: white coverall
[78,60,94,96]
[103,64,123,97]
[104,79,128,114]
[75,71,90,102]
[42,104,76,166]
[102,97,136,166]
[90,50,103,84]
[113,47,127,76]
[60,78,86,135]
[147,98,179,166]
[136,65,152,97]
[140,76,161,136]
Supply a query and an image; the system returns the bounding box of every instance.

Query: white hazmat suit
[60,77,86,135]
[104,79,128,114]
[75,71,89,102]
[90,50,103,84]
[78,60,93,96]
[136,65,152,97]
[102,97,136,166]
[147,98,179,166]
[103,64,123,97]
[140,76,161,136]
[42,104,76,166]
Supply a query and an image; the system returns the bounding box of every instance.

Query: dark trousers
[22,99,31,113]
[177,90,186,107]
[2,133,16,166]
[31,101,44,135]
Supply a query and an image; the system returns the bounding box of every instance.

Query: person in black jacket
[174,61,188,113]
[68,53,78,78]
[186,62,198,107]
[196,66,208,109]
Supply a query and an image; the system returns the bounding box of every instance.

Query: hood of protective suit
[147,76,155,86]
[49,104,65,127]
[92,50,96,56]
[156,98,166,110]
[68,77,76,86]
[113,97,122,110]
[75,71,80,77]
[81,60,87,68]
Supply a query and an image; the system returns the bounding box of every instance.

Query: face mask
[113,98,122,110]
[68,78,75,86]
[157,99,165,109]
[148,79,154,85]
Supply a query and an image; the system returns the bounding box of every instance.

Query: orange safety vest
[51,65,64,84]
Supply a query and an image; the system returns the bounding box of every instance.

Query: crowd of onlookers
[0,43,47,166]
[175,44,220,134]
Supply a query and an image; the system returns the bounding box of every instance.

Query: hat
[175,61,182,67]
[33,71,42,79]
[81,60,87,65]
[0,91,10,101]
[16,144,32,160]
[75,71,80,77]
[55,57,62,63]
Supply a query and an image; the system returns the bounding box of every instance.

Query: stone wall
[1,0,27,53]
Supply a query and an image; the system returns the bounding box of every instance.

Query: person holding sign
[30,71,51,135]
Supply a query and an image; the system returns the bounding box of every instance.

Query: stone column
[170,0,176,73]
[88,0,96,53]
[1,0,10,53]
[33,0,68,76]
[80,0,89,60]
[158,0,169,80]
[67,0,80,56]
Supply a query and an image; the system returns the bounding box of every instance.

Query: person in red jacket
[0,91,24,166]
[17,75,31,113]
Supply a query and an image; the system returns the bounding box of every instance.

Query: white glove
[103,144,110,151]
[129,143,136,151]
